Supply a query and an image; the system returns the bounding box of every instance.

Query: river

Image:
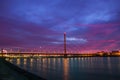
[7,57,120,80]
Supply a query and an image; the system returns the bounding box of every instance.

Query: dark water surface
[7,57,120,80]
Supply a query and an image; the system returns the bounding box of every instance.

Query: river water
[7,57,120,80]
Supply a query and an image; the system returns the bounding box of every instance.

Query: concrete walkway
[0,58,46,80]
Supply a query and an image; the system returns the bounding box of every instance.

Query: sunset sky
[0,0,120,52]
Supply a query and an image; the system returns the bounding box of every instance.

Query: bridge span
[0,52,96,58]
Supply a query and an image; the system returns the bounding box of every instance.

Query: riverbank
[0,57,46,80]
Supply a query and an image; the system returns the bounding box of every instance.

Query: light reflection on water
[7,57,120,80]
[63,59,69,80]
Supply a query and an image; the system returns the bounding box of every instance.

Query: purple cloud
[0,0,120,52]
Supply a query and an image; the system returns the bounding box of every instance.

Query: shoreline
[0,57,46,80]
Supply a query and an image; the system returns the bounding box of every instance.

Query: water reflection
[63,59,69,80]
[23,59,27,65]
[17,58,20,65]
[7,57,120,80]
[107,57,112,74]
[30,58,33,69]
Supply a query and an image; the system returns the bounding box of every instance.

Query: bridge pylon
[64,32,67,57]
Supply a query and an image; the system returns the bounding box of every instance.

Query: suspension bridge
[0,33,120,57]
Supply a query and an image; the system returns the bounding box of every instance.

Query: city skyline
[0,0,120,52]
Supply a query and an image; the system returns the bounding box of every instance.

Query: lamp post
[1,48,3,57]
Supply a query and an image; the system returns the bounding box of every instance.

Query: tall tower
[64,32,66,54]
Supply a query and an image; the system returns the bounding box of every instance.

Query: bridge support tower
[64,32,67,57]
